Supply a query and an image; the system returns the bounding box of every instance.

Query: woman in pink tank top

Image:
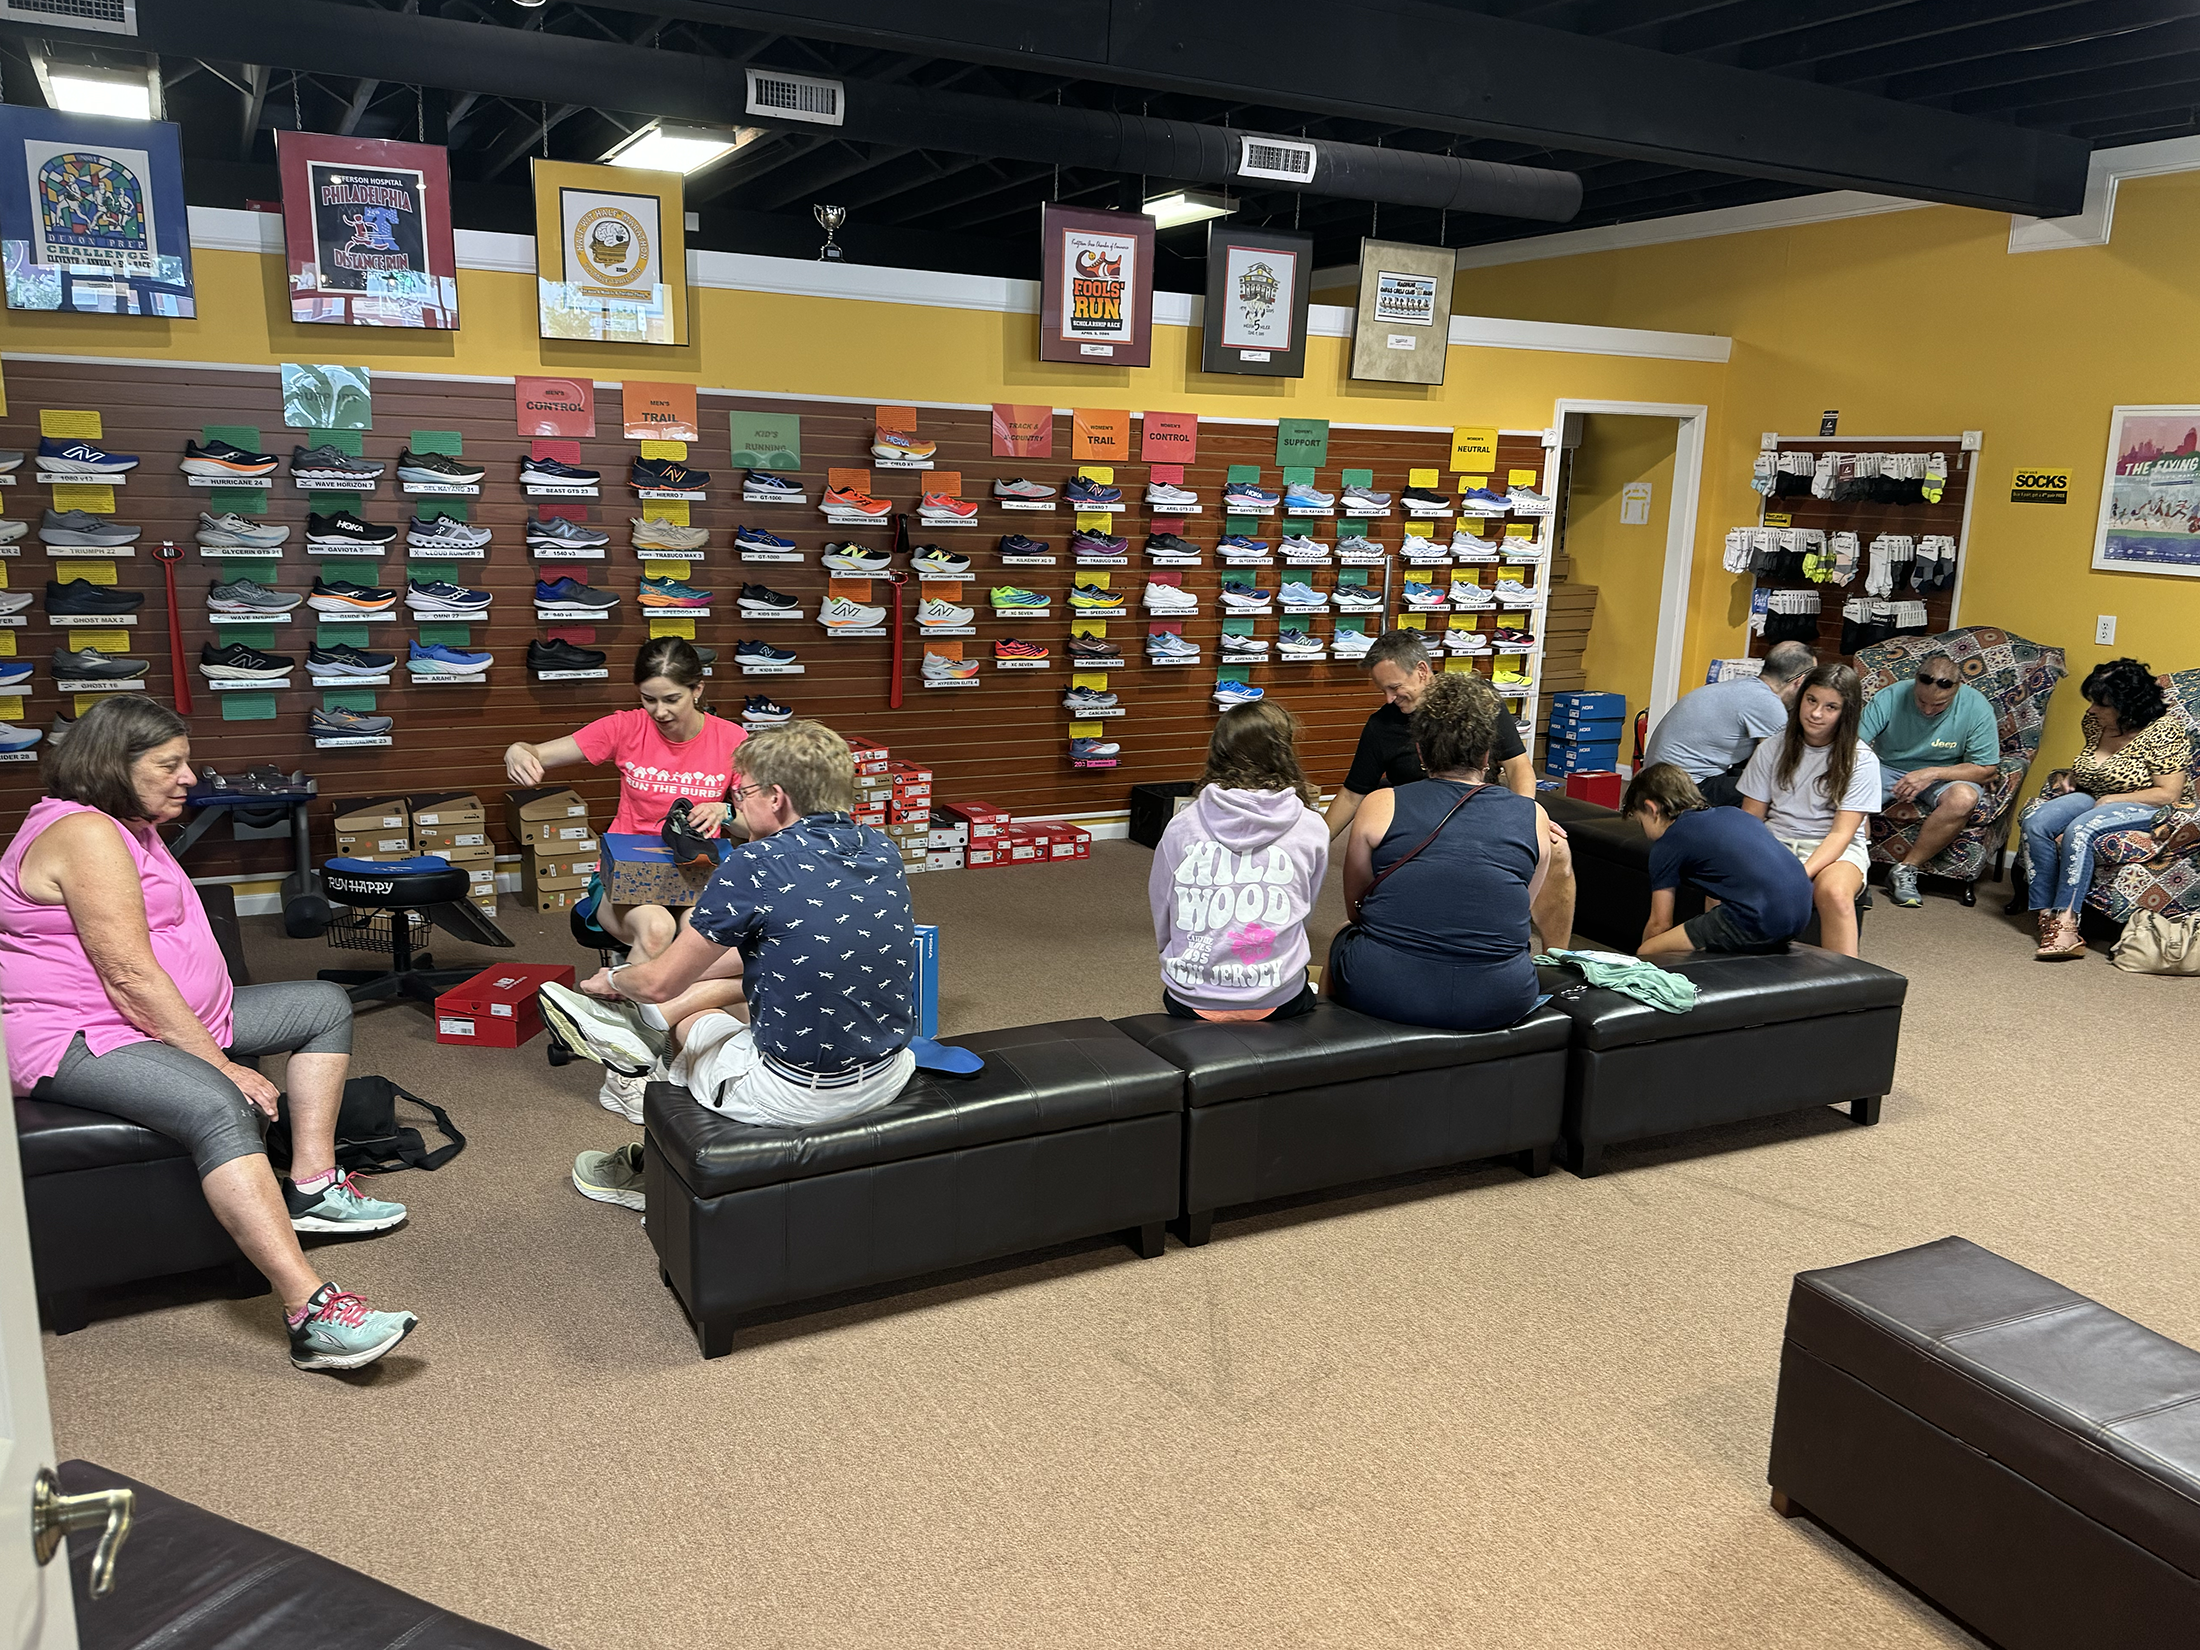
[0,698,420,1373]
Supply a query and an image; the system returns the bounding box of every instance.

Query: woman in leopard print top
[2021,658,2192,960]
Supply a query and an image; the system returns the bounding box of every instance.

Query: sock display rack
[1735,432,1979,662]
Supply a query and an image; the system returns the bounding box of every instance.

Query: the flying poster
[532,159,687,345]
[0,108,193,316]
[277,130,458,329]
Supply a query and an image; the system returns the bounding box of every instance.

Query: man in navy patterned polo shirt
[554,722,916,1205]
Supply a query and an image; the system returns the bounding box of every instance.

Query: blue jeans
[2022,791,2155,913]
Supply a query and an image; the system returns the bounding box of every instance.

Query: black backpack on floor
[266,1076,465,1175]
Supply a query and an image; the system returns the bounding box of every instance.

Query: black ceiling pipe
[798,88,1582,221]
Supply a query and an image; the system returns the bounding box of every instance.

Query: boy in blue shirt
[1623,763,1815,956]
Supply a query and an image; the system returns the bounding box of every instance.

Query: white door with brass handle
[0,1015,122,1648]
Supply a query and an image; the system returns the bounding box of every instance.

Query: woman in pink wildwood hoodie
[1150,700,1330,1021]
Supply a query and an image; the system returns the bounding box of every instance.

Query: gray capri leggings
[36,980,353,1177]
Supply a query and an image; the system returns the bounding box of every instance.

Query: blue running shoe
[285,1171,408,1234]
[287,1282,419,1372]
[1217,534,1270,554]
[533,576,619,609]
[743,471,803,496]
[37,435,138,475]
[1283,482,1336,510]
[0,723,43,751]
[1222,482,1278,509]
[734,638,799,666]
[1214,678,1265,706]
[405,640,493,676]
[404,578,492,613]
[1065,477,1123,505]
[999,533,1048,556]
[734,525,797,551]
[0,660,31,689]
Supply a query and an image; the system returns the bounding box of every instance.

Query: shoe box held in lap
[603,831,725,907]
[434,962,575,1048]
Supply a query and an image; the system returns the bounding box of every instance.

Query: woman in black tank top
[1330,674,1550,1032]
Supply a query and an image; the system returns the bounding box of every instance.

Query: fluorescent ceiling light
[601,121,757,175]
[1145,189,1236,230]
[49,71,153,121]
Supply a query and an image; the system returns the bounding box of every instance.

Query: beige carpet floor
[42,843,2200,1649]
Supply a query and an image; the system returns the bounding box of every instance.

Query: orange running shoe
[994,637,1050,660]
[919,492,979,520]
[825,486,891,517]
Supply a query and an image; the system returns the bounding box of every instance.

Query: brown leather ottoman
[1767,1237,2200,1648]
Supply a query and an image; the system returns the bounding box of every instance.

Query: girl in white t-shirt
[1739,662,1880,957]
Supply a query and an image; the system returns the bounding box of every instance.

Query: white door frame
[1550,398,1709,728]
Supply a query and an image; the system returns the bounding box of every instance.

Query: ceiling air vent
[0,0,134,32]
[1238,135,1317,185]
[745,69,844,127]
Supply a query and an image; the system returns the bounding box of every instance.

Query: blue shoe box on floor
[911,923,939,1038]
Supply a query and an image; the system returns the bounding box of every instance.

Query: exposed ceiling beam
[238,62,269,159]
[479,102,584,182]
[65,0,2089,217]
[337,78,379,137]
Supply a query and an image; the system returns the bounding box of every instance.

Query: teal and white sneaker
[284,1171,408,1234]
[287,1283,418,1372]
[573,1143,646,1210]
[538,981,665,1076]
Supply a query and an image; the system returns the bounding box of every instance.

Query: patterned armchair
[1856,626,2067,904]
[2057,667,2200,923]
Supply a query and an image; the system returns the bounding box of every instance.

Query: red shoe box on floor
[434,963,576,1048]
[1564,770,1626,809]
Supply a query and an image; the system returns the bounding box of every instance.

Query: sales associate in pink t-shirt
[502,635,742,926]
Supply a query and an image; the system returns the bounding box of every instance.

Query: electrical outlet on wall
[2096,615,2117,645]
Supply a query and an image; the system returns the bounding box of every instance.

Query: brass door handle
[31,1468,132,1599]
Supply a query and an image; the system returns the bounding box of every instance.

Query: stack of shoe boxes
[886,760,933,874]
[997,822,1093,863]
[846,733,893,830]
[1545,691,1627,776]
[938,800,1007,869]
[504,786,600,913]
[332,796,412,862]
[410,793,495,916]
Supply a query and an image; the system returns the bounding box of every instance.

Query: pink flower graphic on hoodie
[1228,921,1278,964]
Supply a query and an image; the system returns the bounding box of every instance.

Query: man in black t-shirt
[1324,630,1575,947]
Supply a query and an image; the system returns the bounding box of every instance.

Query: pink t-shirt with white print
[574,708,746,835]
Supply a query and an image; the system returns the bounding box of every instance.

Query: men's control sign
[2011,466,2070,505]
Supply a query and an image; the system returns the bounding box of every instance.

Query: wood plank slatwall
[0,359,1550,874]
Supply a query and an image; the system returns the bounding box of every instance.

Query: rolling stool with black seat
[318,859,514,1007]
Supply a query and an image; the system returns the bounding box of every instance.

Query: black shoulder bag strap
[356,1085,467,1174]
[1366,782,1485,896]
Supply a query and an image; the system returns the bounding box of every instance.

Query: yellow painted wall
[1562,414,1679,733]
[1455,173,2200,781]
[0,246,1724,442]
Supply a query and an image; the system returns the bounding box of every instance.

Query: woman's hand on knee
[223,1061,280,1117]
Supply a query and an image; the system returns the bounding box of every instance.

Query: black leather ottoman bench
[1113,1000,1570,1246]
[1767,1238,2200,1648]
[18,1101,260,1332]
[645,1018,1185,1357]
[61,1461,542,1648]
[1541,947,1905,1176]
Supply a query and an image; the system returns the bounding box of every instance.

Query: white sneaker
[1220,633,1270,655]
[1143,582,1199,612]
[1450,582,1497,609]
[918,597,974,627]
[1332,588,1384,610]
[819,594,886,628]
[1145,481,1199,506]
[992,478,1055,500]
[1279,584,1328,608]
[1453,537,1500,562]
[923,653,980,680]
[1278,535,1327,555]
[598,1068,646,1124]
[1494,578,1537,605]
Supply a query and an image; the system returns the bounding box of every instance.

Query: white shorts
[667,1011,915,1130]
[1778,830,1870,880]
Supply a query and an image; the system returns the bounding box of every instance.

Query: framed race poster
[1039,203,1154,367]
[1201,224,1312,378]
[532,158,687,345]
[0,108,193,316]
[276,129,458,329]
[1350,238,1454,385]
[2093,405,2200,578]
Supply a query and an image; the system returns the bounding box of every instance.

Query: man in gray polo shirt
[1643,641,1815,807]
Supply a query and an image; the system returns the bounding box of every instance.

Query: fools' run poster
[277,130,458,330]
[1039,203,1153,368]
[0,108,193,317]
[2094,405,2200,579]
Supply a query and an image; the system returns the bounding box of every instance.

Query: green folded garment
[1536,948,1700,1014]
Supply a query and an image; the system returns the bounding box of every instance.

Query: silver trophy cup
[815,204,846,262]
